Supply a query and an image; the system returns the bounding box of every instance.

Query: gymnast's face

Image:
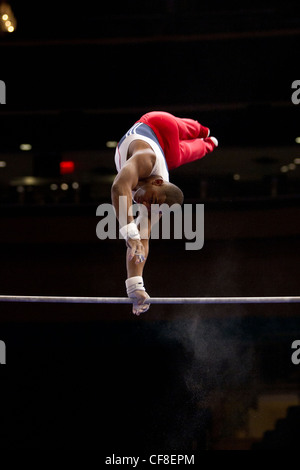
[134,180,167,212]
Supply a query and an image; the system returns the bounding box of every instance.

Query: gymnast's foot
[199,125,210,139]
[203,136,218,152]
[207,136,218,147]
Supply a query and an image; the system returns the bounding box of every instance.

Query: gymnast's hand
[127,238,146,264]
[129,290,150,316]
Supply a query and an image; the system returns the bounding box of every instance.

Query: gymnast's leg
[137,111,217,170]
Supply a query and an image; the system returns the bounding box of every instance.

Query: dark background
[0,0,299,451]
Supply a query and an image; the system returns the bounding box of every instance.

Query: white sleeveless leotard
[114,122,169,200]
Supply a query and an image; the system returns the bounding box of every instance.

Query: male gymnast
[111,111,218,315]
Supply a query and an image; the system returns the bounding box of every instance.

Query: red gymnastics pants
[136,111,214,170]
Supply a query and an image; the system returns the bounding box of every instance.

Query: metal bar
[0,295,299,304]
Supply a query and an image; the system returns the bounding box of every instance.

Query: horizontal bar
[0,295,299,304]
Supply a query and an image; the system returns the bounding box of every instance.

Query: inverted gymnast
[111,111,218,315]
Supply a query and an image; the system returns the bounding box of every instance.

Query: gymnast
[111,111,218,315]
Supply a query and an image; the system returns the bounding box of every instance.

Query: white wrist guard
[120,222,141,241]
[125,276,145,295]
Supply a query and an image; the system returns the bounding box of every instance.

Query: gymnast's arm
[111,150,155,315]
[111,150,155,263]
[125,217,152,315]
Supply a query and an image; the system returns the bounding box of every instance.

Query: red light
[60,161,75,175]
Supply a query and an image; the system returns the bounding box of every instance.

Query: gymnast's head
[133,175,184,212]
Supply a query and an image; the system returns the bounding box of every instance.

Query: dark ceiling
[0,0,300,202]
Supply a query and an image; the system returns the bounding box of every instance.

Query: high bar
[0,295,299,304]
